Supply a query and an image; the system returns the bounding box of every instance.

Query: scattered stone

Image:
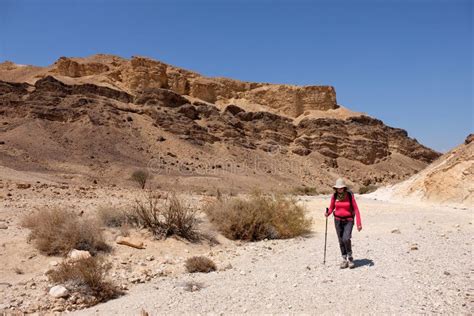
[391,228,401,234]
[16,183,31,189]
[145,255,155,261]
[410,244,419,251]
[49,261,59,266]
[443,271,451,276]
[239,270,246,276]
[116,236,146,249]
[49,285,69,298]
[0,282,12,290]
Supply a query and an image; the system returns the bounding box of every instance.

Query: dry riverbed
[77,196,472,315]
[0,182,472,314]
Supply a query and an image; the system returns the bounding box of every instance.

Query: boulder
[67,249,91,261]
[49,285,69,298]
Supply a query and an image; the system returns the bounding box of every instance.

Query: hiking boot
[348,257,355,269]
[340,259,348,269]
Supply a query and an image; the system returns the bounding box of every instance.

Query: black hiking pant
[335,219,353,259]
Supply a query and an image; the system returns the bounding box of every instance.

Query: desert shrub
[119,222,131,237]
[359,185,378,194]
[131,169,152,189]
[133,192,199,241]
[97,206,136,228]
[204,192,312,241]
[185,256,216,273]
[47,256,122,304]
[21,208,109,256]
[292,186,319,196]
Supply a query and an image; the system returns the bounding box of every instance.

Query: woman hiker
[325,178,362,269]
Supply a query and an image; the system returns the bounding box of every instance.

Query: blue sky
[1,0,472,152]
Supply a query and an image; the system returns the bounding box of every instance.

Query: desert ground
[75,196,474,315]
[0,178,471,315]
[0,55,471,315]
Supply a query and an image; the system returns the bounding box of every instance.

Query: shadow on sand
[353,258,374,268]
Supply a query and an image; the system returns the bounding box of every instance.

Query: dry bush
[185,256,216,273]
[21,208,109,256]
[133,192,199,241]
[97,206,136,228]
[131,169,152,189]
[47,256,122,304]
[204,192,312,241]
[359,185,378,194]
[119,222,131,237]
[292,186,319,196]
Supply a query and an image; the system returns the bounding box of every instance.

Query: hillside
[368,134,473,207]
[0,55,440,192]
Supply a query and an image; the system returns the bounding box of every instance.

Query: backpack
[333,191,354,219]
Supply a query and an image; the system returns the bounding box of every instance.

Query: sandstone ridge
[0,65,440,192]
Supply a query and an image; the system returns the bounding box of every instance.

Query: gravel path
[75,196,473,315]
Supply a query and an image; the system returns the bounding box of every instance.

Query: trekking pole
[323,207,328,265]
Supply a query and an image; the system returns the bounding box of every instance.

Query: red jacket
[327,193,362,227]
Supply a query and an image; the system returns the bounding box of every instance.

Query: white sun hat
[333,178,347,189]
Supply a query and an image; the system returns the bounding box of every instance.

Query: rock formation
[0,55,441,192]
[369,134,473,206]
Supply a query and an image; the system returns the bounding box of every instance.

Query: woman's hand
[357,225,362,231]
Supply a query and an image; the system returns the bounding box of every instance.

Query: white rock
[68,249,91,261]
[146,256,155,261]
[49,285,69,298]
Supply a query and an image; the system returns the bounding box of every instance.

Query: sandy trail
[74,196,473,315]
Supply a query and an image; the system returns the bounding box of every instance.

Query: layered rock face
[0,55,441,191]
[50,55,338,117]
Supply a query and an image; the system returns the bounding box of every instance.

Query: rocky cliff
[0,55,440,192]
